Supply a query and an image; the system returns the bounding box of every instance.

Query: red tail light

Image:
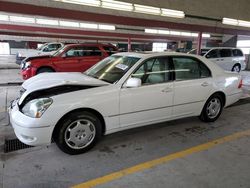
[238,79,243,88]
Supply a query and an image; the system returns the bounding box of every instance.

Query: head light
[22,98,53,118]
[21,61,31,70]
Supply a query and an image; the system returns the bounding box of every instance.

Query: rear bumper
[225,91,242,107]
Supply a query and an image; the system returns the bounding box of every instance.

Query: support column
[197,32,202,55]
[128,37,131,52]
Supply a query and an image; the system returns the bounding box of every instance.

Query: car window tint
[103,46,117,55]
[132,57,171,85]
[173,57,200,80]
[232,49,243,57]
[219,49,232,57]
[200,62,211,78]
[84,46,102,56]
[65,46,102,57]
[45,44,61,52]
[206,49,218,58]
[86,56,140,84]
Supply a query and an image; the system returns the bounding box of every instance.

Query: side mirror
[205,54,210,58]
[124,77,142,88]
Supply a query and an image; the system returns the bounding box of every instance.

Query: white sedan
[9,52,243,154]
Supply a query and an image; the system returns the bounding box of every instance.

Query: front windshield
[37,43,47,51]
[53,46,67,56]
[85,55,141,84]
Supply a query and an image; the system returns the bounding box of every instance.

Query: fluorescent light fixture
[36,18,59,26]
[99,24,115,30]
[181,32,192,36]
[102,0,133,11]
[0,14,9,21]
[145,29,158,34]
[59,20,79,27]
[80,22,98,29]
[158,30,170,35]
[9,16,35,23]
[134,4,161,15]
[238,20,250,27]
[202,33,211,38]
[223,17,250,28]
[191,33,199,37]
[54,0,101,7]
[222,18,238,26]
[170,31,181,35]
[161,8,185,18]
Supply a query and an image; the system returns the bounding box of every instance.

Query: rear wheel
[232,64,241,72]
[36,67,54,75]
[200,94,223,122]
[54,111,102,155]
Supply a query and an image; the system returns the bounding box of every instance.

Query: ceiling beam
[0,1,250,35]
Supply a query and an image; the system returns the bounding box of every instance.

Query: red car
[21,43,118,80]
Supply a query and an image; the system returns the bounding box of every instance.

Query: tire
[37,67,54,74]
[231,64,241,72]
[54,111,102,155]
[199,94,223,122]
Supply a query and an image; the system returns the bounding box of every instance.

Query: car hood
[19,72,109,105]
[23,72,108,90]
[24,55,52,62]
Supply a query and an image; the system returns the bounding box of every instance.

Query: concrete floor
[0,57,250,188]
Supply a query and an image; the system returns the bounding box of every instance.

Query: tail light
[238,79,243,88]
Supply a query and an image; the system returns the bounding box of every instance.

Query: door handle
[201,82,209,87]
[161,87,172,93]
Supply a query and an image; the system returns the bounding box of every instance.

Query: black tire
[54,111,102,155]
[231,64,241,72]
[37,67,54,74]
[199,94,223,122]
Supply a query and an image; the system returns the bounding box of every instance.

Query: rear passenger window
[232,49,243,57]
[84,46,102,56]
[219,49,232,57]
[200,62,211,78]
[173,57,211,80]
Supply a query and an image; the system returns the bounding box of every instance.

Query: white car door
[172,56,213,118]
[119,57,174,128]
[217,49,234,71]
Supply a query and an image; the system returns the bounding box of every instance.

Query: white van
[188,48,246,72]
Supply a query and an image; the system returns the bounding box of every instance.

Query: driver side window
[132,57,171,85]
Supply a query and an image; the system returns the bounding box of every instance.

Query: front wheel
[200,94,223,122]
[54,111,102,155]
[36,67,54,75]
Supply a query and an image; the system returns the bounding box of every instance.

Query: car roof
[64,43,115,48]
[113,51,201,59]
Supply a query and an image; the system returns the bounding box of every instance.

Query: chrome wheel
[206,98,221,119]
[64,119,96,149]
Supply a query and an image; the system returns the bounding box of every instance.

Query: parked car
[188,47,246,72]
[20,43,118,80]
[9,52,242,154]
[16,42,64,65]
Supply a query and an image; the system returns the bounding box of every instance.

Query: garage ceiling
[0,0,250,42]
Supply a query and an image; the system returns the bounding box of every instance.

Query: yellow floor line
[72,129,250,188]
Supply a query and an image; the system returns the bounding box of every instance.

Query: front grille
[4,139,33,153]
